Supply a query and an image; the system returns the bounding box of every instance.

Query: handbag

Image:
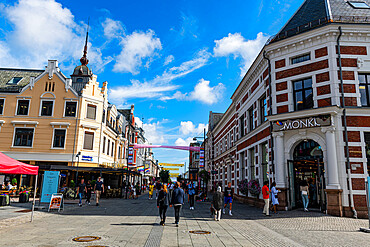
[301,191,308,196]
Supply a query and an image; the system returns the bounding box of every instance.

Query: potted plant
[247,179,261,197]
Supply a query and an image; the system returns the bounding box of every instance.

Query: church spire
[80,18,90,66]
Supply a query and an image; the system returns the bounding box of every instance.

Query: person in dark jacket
[212,186,223,221]
[157,184,170,226]
[171,181,185,227]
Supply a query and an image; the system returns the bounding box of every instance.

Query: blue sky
[0,0,302,174]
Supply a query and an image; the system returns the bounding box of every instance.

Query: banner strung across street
[134,144,201,152]
[162,167,180,171]
[159,163,184,167]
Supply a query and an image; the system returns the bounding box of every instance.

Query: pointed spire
[80,18,90,66]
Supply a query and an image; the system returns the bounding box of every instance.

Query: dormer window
[348,1,370,9]
[7,77,23,85]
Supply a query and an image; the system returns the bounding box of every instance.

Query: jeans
[174,205,182,223]
[159,205,168,223]
[86,191,91,203]
[302,194,309,209]
[78,193,83,204]
[263,199,269,216]
[189,194,195,207]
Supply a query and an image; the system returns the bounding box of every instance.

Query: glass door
[287,160,295,209]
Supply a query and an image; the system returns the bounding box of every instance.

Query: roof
[118,109,132,122]
[270,0,370,43]
[0,68,43,93]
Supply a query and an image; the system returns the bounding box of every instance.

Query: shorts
[224,196,232,204]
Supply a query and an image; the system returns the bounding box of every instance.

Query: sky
[0,0,302,175]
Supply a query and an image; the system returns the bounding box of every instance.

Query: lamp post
[75,152,81,184]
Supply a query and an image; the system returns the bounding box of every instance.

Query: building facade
[207,0,370,218]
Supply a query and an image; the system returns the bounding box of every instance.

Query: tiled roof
[0,68,44,93]
[270,0,370,43]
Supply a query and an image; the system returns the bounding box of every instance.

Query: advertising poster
[128,145,134,165]
[41,171,60,203]
[48,194,63,212]
[199,147,205,168]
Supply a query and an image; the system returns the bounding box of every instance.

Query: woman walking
[270,182,279,214]
[157,184,170,226]
[149,183,154,200]
[85,180,93,205]
[212,186,223,221]
[300,180,309,212]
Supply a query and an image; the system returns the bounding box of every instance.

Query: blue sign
[41,171,60,203]
[82,155,93,161]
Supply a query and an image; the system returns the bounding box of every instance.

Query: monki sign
[272,115,331,131]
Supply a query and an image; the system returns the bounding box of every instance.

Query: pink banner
[133,144,201,152]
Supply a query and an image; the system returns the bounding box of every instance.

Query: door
[317,159,327,212]
[287,160,295,209]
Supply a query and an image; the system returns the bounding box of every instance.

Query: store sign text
[273,115,331,132]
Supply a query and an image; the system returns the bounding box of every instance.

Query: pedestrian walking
[188,181,196,210]
[170,181,185,227]
[94,177,104,206]
[212,186,223,221]
[149,183,154,200]
[270,182,279,214]
[85,180,92,205]
[262,181,270,216]
[300,180,310,212]
[155,181,161,199]
[157,184,170,226]
[76,178,87,207]
[223,182,234,216]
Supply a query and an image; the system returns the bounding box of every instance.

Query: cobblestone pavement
[0,193,369,246]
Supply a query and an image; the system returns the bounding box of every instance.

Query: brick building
[207,0,370,218]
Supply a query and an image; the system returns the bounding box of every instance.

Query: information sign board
[41,171,60,203]
[48,193,63,212]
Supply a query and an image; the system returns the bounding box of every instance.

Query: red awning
[0,152,39,175]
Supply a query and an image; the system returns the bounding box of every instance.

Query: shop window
[261,142,268,182]
[365,132,370,176]
[239,114,245,138]
[83,132,94,150]
[260,95,267,124]
[0,99,4,115]
[293,78,313,111]
[86,104,96,120]
[16,100,30,115]
[248,107,254,132]
[13,128,34,147]
[40,100,53,116]
[53,129,66,148]
[65,102,77,117]
[291,53,310,65]
[359,74,370,107]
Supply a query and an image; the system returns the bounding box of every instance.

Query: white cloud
[175,137,195,146]
[134,117,143,128]
[102,18,125,39]
[109,49,210,105]
[0,0,107,71]
[161,78,225,105]
[113,29,162,74]
[214,32,269,75]
[143,121,166,144]
[179,121,208,136]
[164,55,174,65]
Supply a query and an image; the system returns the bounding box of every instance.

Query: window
[53,129,66,148]
[293,78,313,110]
[111,142,114,157]
[249,148,255,180]
[261,142,268,182]
[0,99,4,115]
[107,139,110,155]
[348,1,370,8]
[83,132,94,150]
[365,132,370,176]
[103,137,106,153]
[65,102,77,117]
[118,146,121,159]
[7,77,23,85]
[291,53,310,64]
[359,74,370,107]
[13,128,34,147]
[248,107,254,132]
[102,110,106,124]
[40,100,53,116]
[86,104,96,120]
[239,114,245,138]
[16,100,29,115]
[260,96,267,123]
[44,82,55,92]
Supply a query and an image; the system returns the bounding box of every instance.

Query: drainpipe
[263,50,275,180]
[97,92,106,165]
[71,96,81,168]
[337,26,357,218]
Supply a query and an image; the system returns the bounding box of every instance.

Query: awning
[0,152,38,175]
[37,164,140,176]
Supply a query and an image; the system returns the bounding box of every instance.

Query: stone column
[272,132,285,188]
[321,126,340,189]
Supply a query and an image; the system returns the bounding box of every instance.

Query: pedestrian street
[0,193,370,247]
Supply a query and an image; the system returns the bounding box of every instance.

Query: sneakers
[96,203,99,206]
[223,208,226,214]
[229,210,232,216]
[79,203,82,207]
[190,207,194,210]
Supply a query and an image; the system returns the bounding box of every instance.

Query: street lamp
[75,152,81,184]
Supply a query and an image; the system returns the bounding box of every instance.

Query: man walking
[223,182,233,216]
[262,181,270,216]
[171,181,185,227]
[94,177,104,206]
[76,178,87,207]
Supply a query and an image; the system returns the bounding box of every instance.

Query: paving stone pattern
[0,193,369,246]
